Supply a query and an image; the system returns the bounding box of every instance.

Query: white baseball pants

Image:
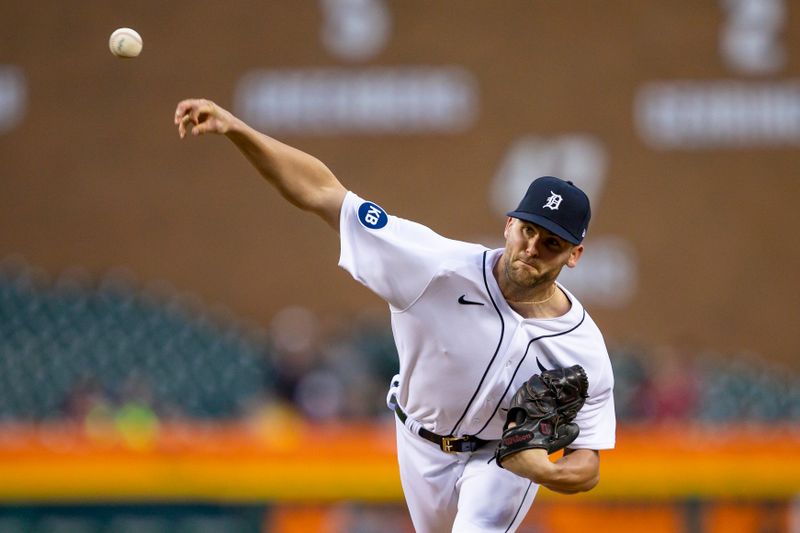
[394,417,537,532]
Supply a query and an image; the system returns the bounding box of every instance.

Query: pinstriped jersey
[338,192,616,450]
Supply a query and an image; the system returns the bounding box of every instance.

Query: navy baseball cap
[506,176,591,245]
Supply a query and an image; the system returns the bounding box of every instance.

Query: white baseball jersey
[338,191,616,531]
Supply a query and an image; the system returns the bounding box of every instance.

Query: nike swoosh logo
[458,295,484,306]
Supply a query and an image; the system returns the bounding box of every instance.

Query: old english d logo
[543,191,562,210]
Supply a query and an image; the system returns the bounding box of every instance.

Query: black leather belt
[395,405,489,453]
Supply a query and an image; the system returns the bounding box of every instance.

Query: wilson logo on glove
[502,432,533,446]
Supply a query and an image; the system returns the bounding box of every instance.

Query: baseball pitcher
[174,99,616,533]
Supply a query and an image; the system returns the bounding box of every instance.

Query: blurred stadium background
[0,1,799,532]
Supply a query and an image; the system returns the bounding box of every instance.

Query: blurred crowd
[1,256,798,427]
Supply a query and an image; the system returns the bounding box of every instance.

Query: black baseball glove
[495,365,589,467]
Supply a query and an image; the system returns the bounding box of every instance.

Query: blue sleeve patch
[357,201,388,229]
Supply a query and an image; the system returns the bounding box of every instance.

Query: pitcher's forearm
[225,121,347,228]
[539,452,600,493]
[174,98,346,229]
[501,448,600,493]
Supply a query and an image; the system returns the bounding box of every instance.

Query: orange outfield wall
[268,502,794,533]
[0,420,797,502]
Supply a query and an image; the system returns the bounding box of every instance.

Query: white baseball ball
[109,28,143,58]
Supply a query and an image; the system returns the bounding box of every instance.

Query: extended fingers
[178,114,194,138]
[174,99,201,124]
[175,100,196,138]
[175,99,216,138]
